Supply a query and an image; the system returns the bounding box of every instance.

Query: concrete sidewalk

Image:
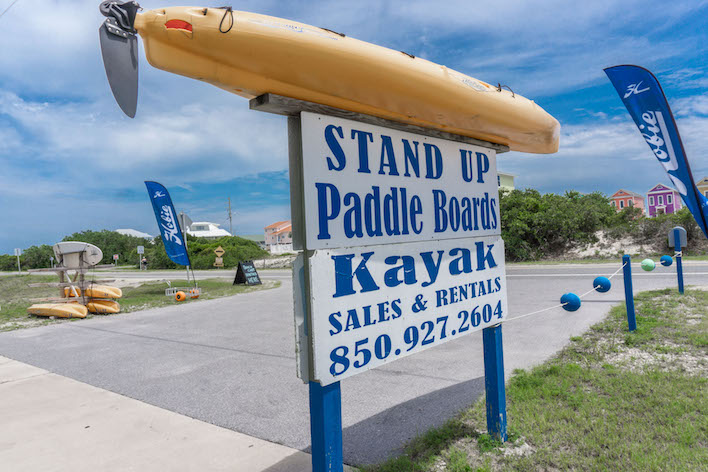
[0,356,351,472]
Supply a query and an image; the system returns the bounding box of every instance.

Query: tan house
[696,177,708,199]
[264,220,293,253]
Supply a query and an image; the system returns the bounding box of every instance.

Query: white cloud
[0,91,288,196]
[501,111,708,193]
[661,68,708,90]
[1,0,708,252]
[0,0,105,96]
[673,95,708,117]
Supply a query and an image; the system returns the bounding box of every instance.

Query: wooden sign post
[253,94,510,471]
[214,245,225,268]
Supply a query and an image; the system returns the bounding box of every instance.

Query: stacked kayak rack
[66,285,123,314]
[26,242,123,318]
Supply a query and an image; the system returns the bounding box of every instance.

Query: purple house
[646,183,683,217]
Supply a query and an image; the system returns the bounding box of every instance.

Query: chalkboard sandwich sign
[233,261,262,285]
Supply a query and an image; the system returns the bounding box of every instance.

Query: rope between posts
[578,286,599,299]
[504,250,681,325]
[505,261,627,323]
[606,262,627,280]
[505,302,568,322]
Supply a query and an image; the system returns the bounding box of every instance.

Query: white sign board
[304,236,507,385]
[14,248,21,256]
[113,254,119,261]
[300,112,500,249]
[295,112,508,385]
[137,246,145,254]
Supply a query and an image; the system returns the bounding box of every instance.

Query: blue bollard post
[309,381,343,472]
[622,254,637,332]
[674,228,684,294]
[482,324,507,442]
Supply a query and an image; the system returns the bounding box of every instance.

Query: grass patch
[0,275,278,332]
[364,289,707,471]
[119,278,279,313]
[0,275,60,331]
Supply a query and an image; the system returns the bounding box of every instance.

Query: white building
[186,222,232,239]
[264,221,293,254]
[115,229,153,239]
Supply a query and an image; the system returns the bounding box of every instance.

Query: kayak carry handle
[496,83,515,98]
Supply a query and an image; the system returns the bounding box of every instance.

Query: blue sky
[1,0,707,253]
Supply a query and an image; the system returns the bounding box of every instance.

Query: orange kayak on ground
[27,303,88,319]
[86,299,121,314]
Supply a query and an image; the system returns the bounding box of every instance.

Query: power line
[0,0,21,21]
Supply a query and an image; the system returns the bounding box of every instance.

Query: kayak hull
[84,285,123,299]
[134,8,559,154]
[27,303,88,319]
[87,300,121,314]
[64,286,81,298]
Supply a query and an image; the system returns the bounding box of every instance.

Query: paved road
[0,268,292,281]
[78,268,292,282]
[1,262,706,465]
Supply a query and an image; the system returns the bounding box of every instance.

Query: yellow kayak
[86,300,121,314]
[27,303,88,319]
[126,7,559,153]
[64,286,81,298]
[84,285,123,299]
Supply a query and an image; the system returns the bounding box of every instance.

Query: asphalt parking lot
[1,262,706,465]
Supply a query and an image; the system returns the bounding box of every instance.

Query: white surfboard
[53,241,104,268]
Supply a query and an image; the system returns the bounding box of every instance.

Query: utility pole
[228,197,233,235]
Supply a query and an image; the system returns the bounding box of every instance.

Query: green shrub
[144,234,268,269]
[499,189,615,261]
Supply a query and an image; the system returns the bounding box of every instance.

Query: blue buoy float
[660,255,673,267]
[561,292,581,312]
[593,276,611,293]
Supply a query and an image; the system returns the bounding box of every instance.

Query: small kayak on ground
[27,303,88,319]
[86,299,121,314]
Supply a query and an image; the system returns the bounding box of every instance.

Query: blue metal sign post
[482,324,507,441]
[673,228,684,294]
[254,94,511,471]
[309,381,343,472]
[622,255,637,332]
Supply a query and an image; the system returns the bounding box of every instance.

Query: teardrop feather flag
[145,181,191,266]
[605,65,708,238]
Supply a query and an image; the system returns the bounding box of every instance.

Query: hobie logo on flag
[605,65,708,239]
[159,205,183,245]
[145,181,191,266]
[624,81,650,98]
[638,111,683,191]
